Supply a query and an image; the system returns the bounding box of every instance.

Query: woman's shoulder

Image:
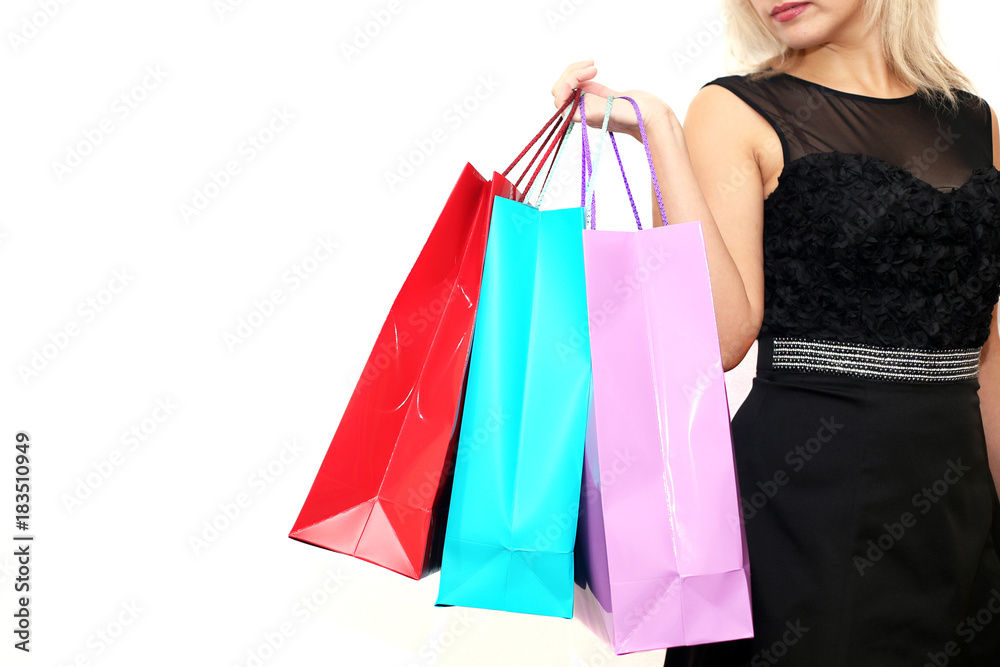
[686,73,788,168]
[950,88,992,117]
[692,72,775,117]
[700,72,748,89]
[951,87,987,104]
[700,70,785,92]
[699,72,753,97]
[692,71,795,128]
[696,71,799,114]
[948,89,995,151]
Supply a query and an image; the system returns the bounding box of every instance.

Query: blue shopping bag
[434,193,593,618]
[435,93,614,618]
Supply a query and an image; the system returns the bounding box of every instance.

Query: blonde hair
[720,0,980,113]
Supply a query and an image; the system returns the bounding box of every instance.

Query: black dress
[664,72,1000,666]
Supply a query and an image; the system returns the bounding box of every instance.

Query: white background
[2,1,998,666]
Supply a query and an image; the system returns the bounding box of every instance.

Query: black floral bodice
[703,72,1000,349]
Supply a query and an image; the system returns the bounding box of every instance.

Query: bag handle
[502,90,580,201]
[525,122,574,208]
[519,94,577,204]
[581,95,669,229]
[579,92,615,229]
[607,132,643,229]
[620,96,668,226]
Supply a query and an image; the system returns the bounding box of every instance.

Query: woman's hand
[551,58,675,142]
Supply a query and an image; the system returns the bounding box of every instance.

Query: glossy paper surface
[435,196,592,618]
[288,165,515,579]
[574,222,753,652]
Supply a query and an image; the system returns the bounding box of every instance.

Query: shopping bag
[573,95,753,652]
[434,94,606,618]
[288,93,581,580]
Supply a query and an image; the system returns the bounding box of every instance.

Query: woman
[552,1,1000,665]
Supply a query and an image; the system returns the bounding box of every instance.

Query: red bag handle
[502,90,581,201]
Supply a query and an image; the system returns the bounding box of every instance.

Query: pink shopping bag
[573,94,753,654]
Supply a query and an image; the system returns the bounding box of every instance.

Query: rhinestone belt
[757,337,982,382]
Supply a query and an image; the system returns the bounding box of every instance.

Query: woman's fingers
[556,57,594,82]
[578,80,613,97]
[554,67,597,106]
[550,61,670,140]
[552,62,598,106]
[566,81,619,124]
[552,58,594,94]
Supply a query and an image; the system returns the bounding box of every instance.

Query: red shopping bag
[288,93,580,579]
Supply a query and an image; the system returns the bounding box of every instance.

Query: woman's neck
[786,44,916,98]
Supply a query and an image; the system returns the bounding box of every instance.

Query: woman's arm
[645,86,767,371]
[550,64,767,371]
[979,104,1000,491]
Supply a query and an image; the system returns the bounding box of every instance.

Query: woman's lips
[772,2,810,22]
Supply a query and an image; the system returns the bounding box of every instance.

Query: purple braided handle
[579,95,667,230]
[608,132,642,230]
[579,92,596,226]
[617,95,668,225]
[579,94,638,229]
